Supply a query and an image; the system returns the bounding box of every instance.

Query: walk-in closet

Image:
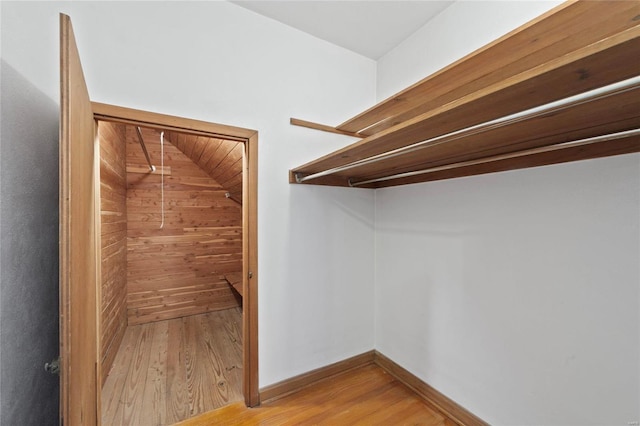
[97,121,245,424]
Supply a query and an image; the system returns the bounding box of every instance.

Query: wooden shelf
[225,273,243,297]
[290,1,640,188]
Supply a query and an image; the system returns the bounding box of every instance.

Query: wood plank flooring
[101,308,243,425]
[176,364,454,426]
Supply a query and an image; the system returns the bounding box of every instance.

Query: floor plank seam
[101,309,244,425]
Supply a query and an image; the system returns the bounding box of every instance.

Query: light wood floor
[176,363,454,426]
[101,308,243,426]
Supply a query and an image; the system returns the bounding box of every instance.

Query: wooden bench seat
[224,273,243,297]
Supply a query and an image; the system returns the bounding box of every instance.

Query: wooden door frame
[92,102,260,408]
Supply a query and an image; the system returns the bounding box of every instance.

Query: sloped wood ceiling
[164,131,243,203]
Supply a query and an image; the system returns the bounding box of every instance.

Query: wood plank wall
[98,121,128,384]
[126,127,242,325]
[165,131,244,204]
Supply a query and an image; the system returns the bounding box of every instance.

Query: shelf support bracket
[290,118,362,138]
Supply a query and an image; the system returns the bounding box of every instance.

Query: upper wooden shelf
[290,1,640,188]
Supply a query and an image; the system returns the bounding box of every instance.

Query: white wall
[3,1,638,424]
[376,156,640,424]
[0,1,377,412]
[376,0,563,100]
[375,1,639,424]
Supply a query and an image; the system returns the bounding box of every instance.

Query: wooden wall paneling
[126,165,172,175]
[170,133,184,152]
[183,133,197,158]
[202,140,235,173]
[126,127,243,325]
[189,137,207,163]
[92,101,259,409]
[210,153,243,184]
[98,121,129,384]
[210,145,243,177]
[220,168,243,187]
[219,173,243,201]
[193,138,225,169]
[164,132,244,203]
[225,181,243,197]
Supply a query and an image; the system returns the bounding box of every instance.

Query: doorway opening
[93,104,258,424]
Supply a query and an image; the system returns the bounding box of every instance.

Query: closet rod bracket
[135,126,156,172]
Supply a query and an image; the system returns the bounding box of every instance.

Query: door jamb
[92,102,260,408]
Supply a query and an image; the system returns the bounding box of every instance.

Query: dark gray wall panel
[0,60,59,426]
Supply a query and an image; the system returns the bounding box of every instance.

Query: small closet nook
[289,1,640,187]
[97,120,245,424]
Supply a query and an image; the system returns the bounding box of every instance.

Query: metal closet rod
[294,75,640,184]
[135,126,156,172]
[348,128,640,187]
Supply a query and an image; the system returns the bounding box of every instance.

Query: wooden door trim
[93,102,256,140]
[92,102,260,408]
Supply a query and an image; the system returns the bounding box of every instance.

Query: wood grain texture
[165,317,189,424]
[291,2,640,188]
[338,1,640,135]
[101,309,243,425]
[243,132,259,407]
[289,117,361,138]
[164,132,244,203]
[372,132,640,188]
[92,102,257,141]
[127,165,172,175]
[176,350,487,426]
[59,13,99,425]
[343,84,640,187]
[98,121,129,385]
[126,127,242,325]
[374,352,488,426]
[224,273,243,296]
[93,101,259,411]
[259,351,375,403]
[176,364,450,426]
[101,324,143,423]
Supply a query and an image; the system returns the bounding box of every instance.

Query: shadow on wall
[1,60,60,426]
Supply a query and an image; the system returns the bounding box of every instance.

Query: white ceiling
[231,1,454,60]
